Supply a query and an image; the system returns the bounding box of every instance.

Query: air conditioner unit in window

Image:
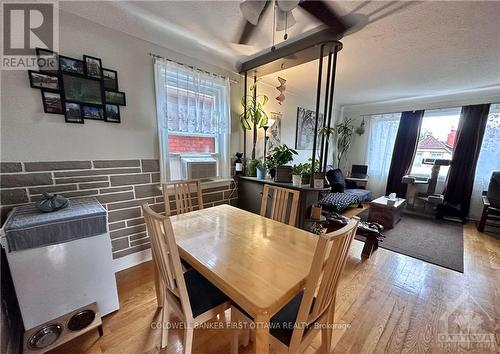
[181,157,217,180]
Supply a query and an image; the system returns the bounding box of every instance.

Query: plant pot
[313,172,325,189]
[275,165,292,183]
[302,173,311,185]
[246,159,258,177]
[292,175,302,187]
[256,167,266,180]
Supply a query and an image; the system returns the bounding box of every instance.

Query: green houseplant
[291,164,304,187]
[255,159,267,180]
[301,157,321,185]
[319,117,354,169]
[240,83,269,176]
[271,144,298,182]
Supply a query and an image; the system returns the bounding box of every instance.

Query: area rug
[357,210,464,272]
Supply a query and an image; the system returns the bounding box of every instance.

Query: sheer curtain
[154,59,230,181]
[469,103,500,219]
[366,113,401,198]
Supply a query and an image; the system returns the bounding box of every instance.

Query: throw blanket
[319,189,371,213]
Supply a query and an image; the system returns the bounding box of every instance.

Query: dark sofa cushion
[326,169,346,193]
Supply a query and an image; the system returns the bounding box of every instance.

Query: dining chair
[162,179,204,216]
[142,204,230,354]
[231,216,360,354]
[260,184,300,226]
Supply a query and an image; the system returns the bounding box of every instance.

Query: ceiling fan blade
[238,20,257,44]
[298,0,350,36]
[275,9,296,31]
[237,1,272,44]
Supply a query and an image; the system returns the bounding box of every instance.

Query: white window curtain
[366,113,402,198]
[154,59,230,181]
[469,103,500,220]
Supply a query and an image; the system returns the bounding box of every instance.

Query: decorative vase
[313,172,325,189]
[275,166,292,183]
[256,167,266,180]
[292,175,302,187]
[302,173,311,185]
[246,159,258,177]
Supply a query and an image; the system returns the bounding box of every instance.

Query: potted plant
[271,144,298,182]
[256,159,267,180]
[301,158,321,185]
[240,83,269,176]
[319,117,354,169]
[265,156,276,179]
[291,164,304,187]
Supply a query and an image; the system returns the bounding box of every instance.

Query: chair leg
[183,326,194,354]
[231,309,241,354]
[160,296,170,349]
[320,304,335,354]
[154,266,164,309]
[478,208,488,232]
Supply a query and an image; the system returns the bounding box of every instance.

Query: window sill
[156,177,234,192]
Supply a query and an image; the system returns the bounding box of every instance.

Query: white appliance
[181,157,217,180]
[1,197,119,351]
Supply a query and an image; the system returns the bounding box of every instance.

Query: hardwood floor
[51,206,500,354]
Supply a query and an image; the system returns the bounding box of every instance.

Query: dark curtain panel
[385,110,425,197]
[443,104,490,216]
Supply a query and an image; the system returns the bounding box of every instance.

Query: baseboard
[113,248,152,273]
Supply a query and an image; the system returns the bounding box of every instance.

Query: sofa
[318,169,372,213]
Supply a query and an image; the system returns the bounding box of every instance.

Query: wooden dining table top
[170,204,319,318]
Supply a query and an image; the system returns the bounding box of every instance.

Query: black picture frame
[62,74,103,105]
[28,70,60,91]
[83,55,102,79]
[104,104,120,123]
[82,105,105,120]
[41,90,63,114]
[102,68,118,91]
[64,101,84,124]
[59,55,85,75]
[36,48,59,75]
[105,90,126,106]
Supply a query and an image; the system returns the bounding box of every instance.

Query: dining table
[169,204,319,354]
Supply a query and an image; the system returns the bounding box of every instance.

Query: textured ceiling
[61,1,500,106]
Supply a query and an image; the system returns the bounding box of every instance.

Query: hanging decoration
[355,117,366,135]
[275,76,286,105]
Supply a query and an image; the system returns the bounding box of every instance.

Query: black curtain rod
[148,52,238,84]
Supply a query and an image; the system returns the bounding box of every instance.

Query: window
[154,60,230,181]
[410,107,461,179]
[470,103,500,219]
[366,113,401,197]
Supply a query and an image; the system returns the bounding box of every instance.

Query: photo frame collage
[29,48,126,124]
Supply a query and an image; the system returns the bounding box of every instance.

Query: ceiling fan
[237,0,350,45]
[236,0,417,46]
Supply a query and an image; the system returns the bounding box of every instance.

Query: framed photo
[103,69,118,91]
[28,71,60,90]
[62,74,103,105]
[268,112,282,151]
[83,55,102,79]
[105,90,126,106]
[59,55,84,75]
[105,104,120,123]
[41,91,63,114]
[82,105,104,120]
[36,48,58,74]
[64,102,84,124]
[295,107,322,150]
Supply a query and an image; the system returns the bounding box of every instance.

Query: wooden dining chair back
[143,204,229,353]
[162,179,203,216]
[143,204,193,317]
[260,184,300,226]
[287,216,360,352]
